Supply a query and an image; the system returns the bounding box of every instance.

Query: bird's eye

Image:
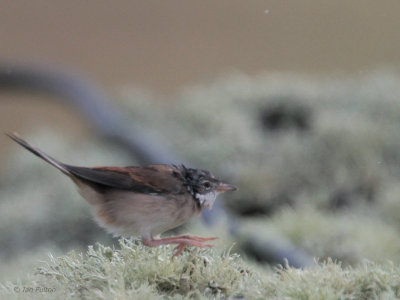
[203,181,211,189]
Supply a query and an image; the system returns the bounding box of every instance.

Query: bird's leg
[172,243,187,257]
[142,237,215,248]
[142,235,216,257]
[157,234,218,243]
[152,235,217,257]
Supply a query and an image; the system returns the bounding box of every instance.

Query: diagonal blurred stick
[0,63,180,165]
[0,62,313,267]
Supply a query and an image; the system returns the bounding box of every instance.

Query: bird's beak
[217,182,238,192]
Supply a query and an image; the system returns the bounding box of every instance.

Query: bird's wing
[65,164,185,194]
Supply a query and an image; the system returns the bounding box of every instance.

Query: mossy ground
[2,239,400,299]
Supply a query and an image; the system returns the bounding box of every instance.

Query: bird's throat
[195,192,217,210]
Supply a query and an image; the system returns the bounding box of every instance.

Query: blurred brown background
[1,0,400,152]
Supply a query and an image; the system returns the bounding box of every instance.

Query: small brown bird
[6,133,237,256]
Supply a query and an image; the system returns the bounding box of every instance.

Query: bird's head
[179,165,237,209]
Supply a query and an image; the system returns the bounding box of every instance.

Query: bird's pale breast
[92,189,200,239]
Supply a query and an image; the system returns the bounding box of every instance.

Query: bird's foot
[142,235,218,257]
[157,234,218,243]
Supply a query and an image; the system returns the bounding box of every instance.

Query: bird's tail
[6,132,71,176]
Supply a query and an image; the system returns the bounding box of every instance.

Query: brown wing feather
[65,164,185,194]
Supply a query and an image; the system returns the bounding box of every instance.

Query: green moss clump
[34,239,265,299]
[264,260,400,299]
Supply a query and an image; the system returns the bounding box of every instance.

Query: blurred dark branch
[0,63,180,165]
[0,62,312,267]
